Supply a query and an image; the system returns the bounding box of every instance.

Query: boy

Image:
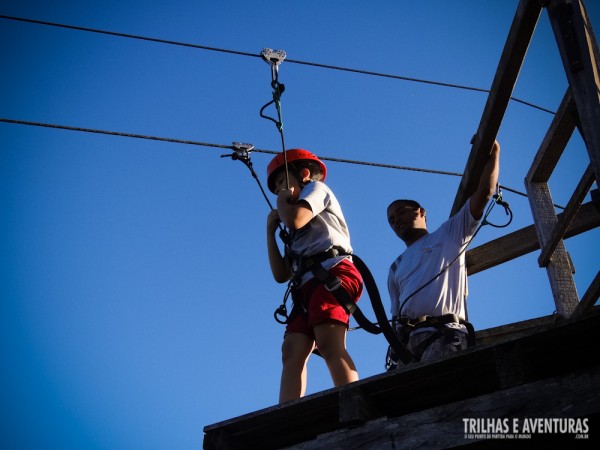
[266,148,363,403]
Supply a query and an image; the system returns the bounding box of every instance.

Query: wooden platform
[203,308,600,449]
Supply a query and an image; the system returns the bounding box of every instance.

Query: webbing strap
[404,314,477,348]
[303,254,414,365]
[352,255,415,365]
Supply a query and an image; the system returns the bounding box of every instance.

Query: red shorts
[285,259,363,338]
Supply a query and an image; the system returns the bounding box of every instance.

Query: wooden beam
[525,178,579,317]
[466,201,600,275]
[338,386,381,424]
[527,89,577,182]
[573,270,600,317]
[292,369,600,449]
[548,0,600,186]
[451,0,545,216]
[538,164,596,266]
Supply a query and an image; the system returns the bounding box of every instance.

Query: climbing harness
[384,185,513,369]
[273,244,415,365]
[385,314,476,370]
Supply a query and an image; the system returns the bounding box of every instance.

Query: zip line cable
[0,117,566,210]
[0,15,566,206]
[0,118,235,150]
[0,14,556,115]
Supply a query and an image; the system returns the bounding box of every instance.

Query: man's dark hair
[387,199,422,213]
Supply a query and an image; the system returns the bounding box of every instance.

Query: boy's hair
[289,160,325,183]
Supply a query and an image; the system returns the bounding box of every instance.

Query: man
[386,141,500,368]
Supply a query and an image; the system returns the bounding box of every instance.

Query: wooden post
[548,0,600,184]
[520,0,600,318]
[524,178,580,317]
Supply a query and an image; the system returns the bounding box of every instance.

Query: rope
[0,118,233,149]
[0,15,556,115]
[1,117,566,210]
[0,118,456,176]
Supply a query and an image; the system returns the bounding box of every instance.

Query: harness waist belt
[398,313,476,348]
[410,313,461,329]
[292,246,350,279]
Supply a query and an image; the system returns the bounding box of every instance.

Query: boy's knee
[281,334,313,364]
[314,338,346,361]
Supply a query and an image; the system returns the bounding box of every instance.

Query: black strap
[302,253,414,365]
[352,255,415,365]
[462,320,477,348]
[400,314,477,356]
[409,314,476,347]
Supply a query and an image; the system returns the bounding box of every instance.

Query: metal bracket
[221,142,254,161]
[260,48,286,66]
[232,142,254,160]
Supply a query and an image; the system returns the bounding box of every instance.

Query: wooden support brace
[538,164,596,266]
[338,387,380,425]
[492,341,532,388]
[573,270,600,317]
[466,201,600,275]
[527,89,576,183]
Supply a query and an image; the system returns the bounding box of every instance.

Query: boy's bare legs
[313,320,358,386]
[279,333,315,403]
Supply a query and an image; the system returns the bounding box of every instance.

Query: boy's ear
[300,168,311,182]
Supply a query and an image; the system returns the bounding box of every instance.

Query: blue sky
[2,1,599,449]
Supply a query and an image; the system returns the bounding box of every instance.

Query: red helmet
[266,149,327,193]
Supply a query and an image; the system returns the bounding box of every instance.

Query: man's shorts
[285,258,363,338]
[407,329,469,363]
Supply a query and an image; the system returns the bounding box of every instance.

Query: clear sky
[2,1,599,449]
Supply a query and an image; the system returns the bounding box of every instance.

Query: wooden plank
[474,314,563,347]
[538,164,596,266]
[284,368,600,449]
[527,89,577,182]
[548,0,600,186]
[203,390,341,450]
[465,201,600,275]
[451,0,545,216]
[525,179,579,317]
[338,386,381,424]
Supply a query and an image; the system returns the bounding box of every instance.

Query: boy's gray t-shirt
[289,180,353,285]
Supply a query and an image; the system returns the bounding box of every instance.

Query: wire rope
[0,117,567,209]
[0,15,556,115]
